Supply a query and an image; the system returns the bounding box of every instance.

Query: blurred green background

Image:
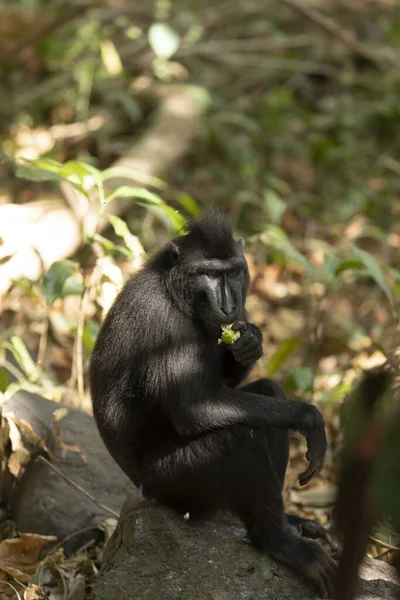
[1,0,400,583]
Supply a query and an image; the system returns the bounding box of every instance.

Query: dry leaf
[54,426,86,462]
[53,408,68,423]
[0,533,56,583]
[11,418,44,446]
[0,419,10,453]
[99,518,118,542]
[6,417,32,474]
[7,416,54,461]
[24,583,47,599]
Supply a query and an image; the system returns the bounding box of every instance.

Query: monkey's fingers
[298,455,324,486]
[298,466,316,486]
[305,552,336,599]
[293,517,342,557]
[232,321,248,334]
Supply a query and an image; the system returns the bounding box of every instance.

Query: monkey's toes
[304,548,336,598]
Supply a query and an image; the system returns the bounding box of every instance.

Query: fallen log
[0,84,209,296]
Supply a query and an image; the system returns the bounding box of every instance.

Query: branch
[38,455,119,518]
[280,0,395,71]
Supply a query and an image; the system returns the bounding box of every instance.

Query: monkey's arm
[158,344,327,486]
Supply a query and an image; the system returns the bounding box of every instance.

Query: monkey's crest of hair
[180,206,236,259]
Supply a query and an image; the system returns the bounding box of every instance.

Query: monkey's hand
[298,407,327,486]
[225,321,263,367]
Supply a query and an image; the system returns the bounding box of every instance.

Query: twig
[280,0,392,70]
[204,53,337,76]
[1,581,22,600]
[176,35,312,57]
[368,535,400,551]
[36,308,49,372]
[375,546,399,560]
[0,359,25,382]
[43,525,101,559]
[38,455,119,518]
[76,293,86,400]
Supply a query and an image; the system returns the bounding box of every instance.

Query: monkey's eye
[207,270,220,278]
[228,269,240,278]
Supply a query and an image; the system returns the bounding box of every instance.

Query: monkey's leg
[141,424,335,597]
[227,426,335,598]
[240,378,290,485]
[242,379,340,560]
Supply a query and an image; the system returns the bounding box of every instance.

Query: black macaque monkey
[90,207,338,596]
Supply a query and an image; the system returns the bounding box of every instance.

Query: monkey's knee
[258,377,288,401]
[242,377,288,401]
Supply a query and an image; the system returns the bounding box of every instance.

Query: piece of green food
[218,324,241,345]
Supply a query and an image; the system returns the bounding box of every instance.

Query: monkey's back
[89,266,211,481]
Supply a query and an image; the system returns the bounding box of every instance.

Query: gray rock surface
[94,496,400,600]
[5,390,134,540]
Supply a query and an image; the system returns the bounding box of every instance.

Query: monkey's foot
[286,514,341,557]
[302,544,336,599]
[257,529,336,598]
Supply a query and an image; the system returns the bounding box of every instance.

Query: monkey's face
[194,262,246,326]
[161,220,249,331]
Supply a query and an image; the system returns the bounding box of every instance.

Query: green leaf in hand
[218,324,241,345]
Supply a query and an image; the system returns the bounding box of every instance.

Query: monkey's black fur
[90,207,337,596]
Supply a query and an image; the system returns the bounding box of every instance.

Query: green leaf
[263,190,287,225]
[285,367,313,392]
[352,245,393,306]
[321,381,353,404]
[388,266,400,281]
[260,226,313,275]
[265,337,301,377]
[109,215,141,256]
[62,277,86,297]
[41,260,84,306]
[105,186,185,231]
[58,160,100,192]
[15,165,66,183]
[105,185,163,205]
[85,232,115,251]
[176,193,201,218]
[5,337,39,382]
[0,368,9,393]
[14,158,100,200]
[148,22,180,59]
[335,260,364,276]
[100,166,165,189]
[82,319,100,355]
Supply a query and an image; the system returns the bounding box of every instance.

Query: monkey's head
[152,207,250,330]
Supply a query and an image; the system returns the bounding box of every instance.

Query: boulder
[5,390,135,543]
[94,496,400,600]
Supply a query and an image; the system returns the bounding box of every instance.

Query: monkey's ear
[237,238,245,251]
[165,242,180,266]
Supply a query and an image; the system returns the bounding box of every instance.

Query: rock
[94,496,400,600]
[5,390,135,543]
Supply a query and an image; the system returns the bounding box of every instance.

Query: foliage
[1,0,400,595]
